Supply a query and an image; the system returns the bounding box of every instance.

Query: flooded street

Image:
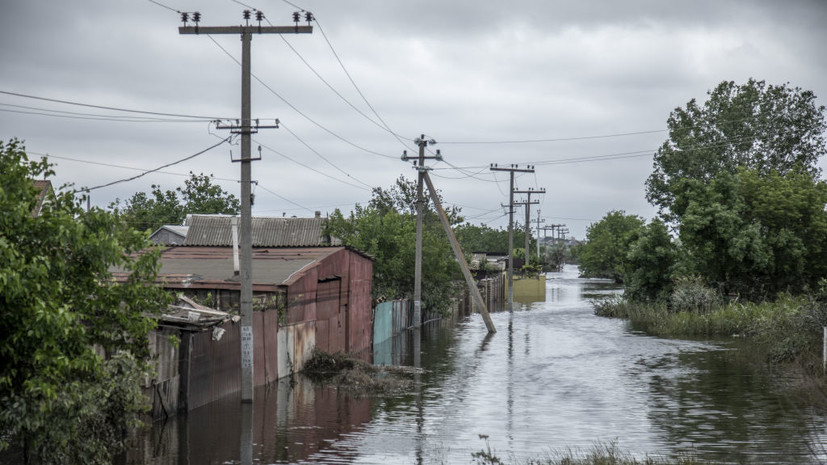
[126,266,827,464]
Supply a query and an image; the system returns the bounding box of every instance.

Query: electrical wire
[279,122,375,190]
[0,104,207,123]
[204,35,397,160]
[85,137,230,191]
[314,18,414,151]
[0,90,226,120]
[146,0,181,13]
[439,129,667,145]
[256,184,313,212]
[253,138,372,192]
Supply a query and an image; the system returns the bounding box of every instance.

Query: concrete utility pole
[402,136,439,328]
[532,210,545,260]
[513,188,544,263]
[180,10,312,403]
[421,171,496,333]
[489,164,535,311]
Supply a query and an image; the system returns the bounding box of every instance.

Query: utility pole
[532,210,545,260]
[489,164,535,311]
[513,188,544,264]
[180,10,312,403]
[402,135,439,328]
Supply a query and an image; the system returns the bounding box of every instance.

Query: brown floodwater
[122,265,827,464]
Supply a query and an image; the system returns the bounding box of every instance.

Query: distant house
[148,213,341,247]
[149,225,189,245]
[183,213,340,247]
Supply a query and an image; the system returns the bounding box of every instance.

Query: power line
[314,18,414,151]
[256,184,312,212]
[0,90,226,120]
[254,138,372,192]
[205,35,397,160]
[279,122,375,190]
[146,0,181,13]
[31,151,238,183]
[0,104,207,123]
[85,137,230,191]
[439,129,667,145]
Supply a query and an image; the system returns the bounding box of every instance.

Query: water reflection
[125,265,827,464]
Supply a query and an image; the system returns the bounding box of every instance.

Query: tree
[623,219,677,302]
[0,139,171,464]
[646,79,826,223]
[110,172,240,232]
[578,210,644,282]
[678,167,827,299]
[325,177,461,314]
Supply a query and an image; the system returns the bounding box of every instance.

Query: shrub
[669,276,723,314]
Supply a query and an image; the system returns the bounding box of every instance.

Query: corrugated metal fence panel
[392,300,408,334]
[373,301,393,345]
[263,310,279,385]
[347,253,373,354]
[188,322,241,411]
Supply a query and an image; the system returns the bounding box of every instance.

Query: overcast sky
[2,0,826,239]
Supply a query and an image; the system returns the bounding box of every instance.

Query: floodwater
[124,265,827,464]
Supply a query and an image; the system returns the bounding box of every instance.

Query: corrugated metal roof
[114,246,343,289]
[183,214,341,247]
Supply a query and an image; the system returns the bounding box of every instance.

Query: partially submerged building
[121,214,373,418]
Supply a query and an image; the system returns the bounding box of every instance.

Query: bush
[669,276,723,314]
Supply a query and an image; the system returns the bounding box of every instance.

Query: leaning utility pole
[421,171,496,333]
[489,164,535,311]
[180,10,312,403]
[403,135,439,328]
[513,188,544,263]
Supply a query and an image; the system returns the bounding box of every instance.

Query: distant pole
[180,10,313,403]
[514,188,544,266]
[405,135,438,328]
[490,164,535,311]
[823,327,826,374]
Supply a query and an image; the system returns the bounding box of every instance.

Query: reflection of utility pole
[180,10,313,402]
[489,164,535,311]
[402,136,440,328]
[513,188,544,263]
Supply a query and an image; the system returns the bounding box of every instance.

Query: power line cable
[314,18,414,151]
[440,129,667,145]
[0,104,207,123]
[279,122,375,190]
[0,90,226,120]
[205,35,396,160]
[85,137,230,191]
[254,138,372,192]
[256,184,313,212]
[146,0,181,13]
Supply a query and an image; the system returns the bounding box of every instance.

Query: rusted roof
[184,214,341,247]
[112,246,345,291]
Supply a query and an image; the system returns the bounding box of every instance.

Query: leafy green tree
[623,219,677,302]
[578,210,644,282]
[679,168,827,299]
[646,79,826,222]
[0,139,171,464]
[110,172,240,232]
[325,177,461,314]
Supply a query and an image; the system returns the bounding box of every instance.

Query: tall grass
[472,438,704,465]
[593,289,827,372]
